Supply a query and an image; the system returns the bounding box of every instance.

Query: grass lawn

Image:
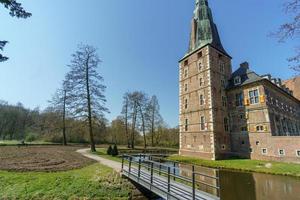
[0,163,132,200]
[169,155,300,177]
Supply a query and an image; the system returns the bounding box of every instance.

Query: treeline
[0,98,179,148]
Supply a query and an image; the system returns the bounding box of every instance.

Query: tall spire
[188,0,227,54]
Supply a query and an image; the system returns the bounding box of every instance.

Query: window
[184,69,188,78]
[250,148,253,153]
[256,125,264,132]
[199,94,204,105]
[221,79,226,88]
[184,60,188,66]
[249,89,259,104]
[296,150,300,157]
[199,77,204,87]
[241,141,245,145]
[279,149,285,156]
[224,118,229,132]
[184,83,188,92]
[241,127,247,132]
[256,141,260,145]
[262,148,267,155]
[185,119,188,131]
[221,145,226,150]
[198,61,203,72]
[235,92,244,107]
[184,99,188,109]
[220,62,225,73]
[197,51,202,58]
[234,76,241,85]
[200,116,205,131]
[240,114,244,119]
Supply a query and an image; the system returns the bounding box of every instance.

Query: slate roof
[226,65,263,90]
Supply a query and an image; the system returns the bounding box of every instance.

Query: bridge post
[159,159,162,175]
[121,155,124,172]
[192,165,195,200]
[150,162,154,184]
[216,170,220,198]
[173,162,176,181]
[138,158,141,178]
[167,167,171,193]
[129,156,132,174]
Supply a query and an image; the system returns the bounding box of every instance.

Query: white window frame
[262,148,268,155]
[278,149,285,156]
[234,76,241,85]
[249,88,260,105]
[296,150,300,157]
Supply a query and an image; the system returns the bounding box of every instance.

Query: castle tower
[179,0,232,160]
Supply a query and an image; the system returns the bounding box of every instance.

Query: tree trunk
[151,103,155,147]
[125,99,130,148]
[85,57,96,152]
[62,89,67,146]
[138,103,147,149]
[131,103,137,149]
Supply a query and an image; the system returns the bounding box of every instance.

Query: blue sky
[0,0,297,127]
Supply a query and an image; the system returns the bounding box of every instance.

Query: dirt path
[77,149,122,172]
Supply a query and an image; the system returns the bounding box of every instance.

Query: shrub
[25,133,37,142]
[107,145,113,155]
[111,144,119,157]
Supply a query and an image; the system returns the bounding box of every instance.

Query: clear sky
[0,0,297,127]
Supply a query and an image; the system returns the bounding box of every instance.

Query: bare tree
[121,93,130,148]
[48,81,71,145]
[1,0,31,62]
[272,0,300,72]
[66,44,108,152]
[146,95,163,147]
[136,92,148,149]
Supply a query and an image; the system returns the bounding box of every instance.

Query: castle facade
[179,0,300,163]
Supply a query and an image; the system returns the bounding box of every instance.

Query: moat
[220,169,300,200]
[148,158,300,200]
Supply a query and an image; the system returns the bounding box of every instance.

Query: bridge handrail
[123,154,220,182]
[121,154,221,199]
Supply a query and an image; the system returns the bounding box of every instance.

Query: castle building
[179,0,300,163]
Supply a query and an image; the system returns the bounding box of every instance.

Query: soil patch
[0,146,95,172]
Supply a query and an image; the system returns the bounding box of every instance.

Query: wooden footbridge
[121,155,220,200]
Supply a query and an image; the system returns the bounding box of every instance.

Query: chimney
[240,62,249,69]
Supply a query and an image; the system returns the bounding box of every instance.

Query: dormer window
[234,76,241,85]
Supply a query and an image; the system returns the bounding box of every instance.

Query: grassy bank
[169,155,300,177]
[0,163,132,199]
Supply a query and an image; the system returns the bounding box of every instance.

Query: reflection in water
[220,170,256,200]
[220,170,300,200]
[252,172,300,200]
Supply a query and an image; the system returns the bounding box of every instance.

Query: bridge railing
[121,154,220,199]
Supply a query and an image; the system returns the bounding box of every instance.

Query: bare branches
[271,0,300,72]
